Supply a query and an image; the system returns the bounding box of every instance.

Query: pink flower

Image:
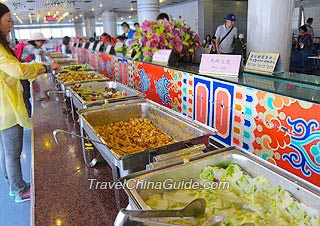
[170,35,182,52]
[141,20,153,33]
[143,51,152,57]
[145,34,160,49]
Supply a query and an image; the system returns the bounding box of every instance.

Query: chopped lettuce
[144,164,320,226]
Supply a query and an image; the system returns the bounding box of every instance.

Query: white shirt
[215,24,238,53]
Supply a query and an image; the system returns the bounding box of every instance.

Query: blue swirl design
[139,69,150,93]
[155,75,171,105]
[106,61,112,75]
[100,59,104,72]
[282,117,320,177]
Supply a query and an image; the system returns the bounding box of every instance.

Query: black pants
[20,80,31,117]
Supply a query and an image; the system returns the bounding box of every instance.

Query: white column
[101,10,117,37]
[74,22,83,37]
[85,18,95,38]
[247,0,294,72]
[137,0,160,24]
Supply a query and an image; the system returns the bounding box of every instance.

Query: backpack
[14,42,35,62]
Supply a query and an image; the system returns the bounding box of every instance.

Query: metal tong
[120,198,206,225]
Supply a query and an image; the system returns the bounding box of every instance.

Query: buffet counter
[74,47,320,188]
[31,74,128,225]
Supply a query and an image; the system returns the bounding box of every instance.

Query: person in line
[296,25,313,71]
[215,14,238,54]
[101,32,116,46]
[61,36,71,55]
[296,25,313,51]
[304,18,314,43]
[0,2,60,203]
[134,22,140,31]
[157,13,170,22]
[202,34,212,48]
[17,32,49,117]
[121,22,136,40]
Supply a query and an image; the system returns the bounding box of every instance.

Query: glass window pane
[18,29,31,40]
[61,27,75,37]
[40,28,52,37]
[52,28,63,38]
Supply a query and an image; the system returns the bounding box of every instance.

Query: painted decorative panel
[181,72,194,118]
[84,51,320,187]
[212,81,234,146]
[88,51,98,70]
[233,86,258,151]
[252,92,320,187]
[193,76,212,126]
[132,62,182,110]
[97,53,114,79]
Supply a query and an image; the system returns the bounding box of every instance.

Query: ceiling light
[13,13,16,16]
[91,8,94,11]
[129,16,131,18]
[72,18,74,21]
[99,18,101,20]
[69,19,71,22]
[79,14,82,17]
[100,3,102,7]
[121,17,124,20]
[75,16,78,19]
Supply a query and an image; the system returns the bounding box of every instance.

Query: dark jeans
[20,80,31,117]
[0,124,28,194]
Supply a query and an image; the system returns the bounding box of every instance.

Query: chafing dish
[117,147,320,225]
[68,81,143,110]
[56,71,108,92]
[78,99,217,177]
[52,58,78,65]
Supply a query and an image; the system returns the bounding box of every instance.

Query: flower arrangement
[131,19,201,62]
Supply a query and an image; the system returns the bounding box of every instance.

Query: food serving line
[39,55,320,225]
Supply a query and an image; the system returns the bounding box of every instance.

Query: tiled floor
[0,129,31,226]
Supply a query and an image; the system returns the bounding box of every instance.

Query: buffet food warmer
[46,52,69,58]
[55,71,108,92]
[77,99,217,178]
[68,81,144,110]
[115,147,320,226]
[51,58,78,65]
[49,71,108,119]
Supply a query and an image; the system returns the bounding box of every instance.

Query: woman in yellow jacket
[0,3,60,203]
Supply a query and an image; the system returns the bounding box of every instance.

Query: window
[14,24,76,39]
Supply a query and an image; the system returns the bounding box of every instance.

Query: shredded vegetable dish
[145,164,320,226]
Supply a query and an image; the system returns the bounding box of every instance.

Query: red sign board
[45,16,57,21]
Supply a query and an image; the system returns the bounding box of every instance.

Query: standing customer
[61,36,71,55]
[304,18,314,42]
[215,14,238,54]
[18,32,49,117]
[0,3,60,203]
[121,22,136,40]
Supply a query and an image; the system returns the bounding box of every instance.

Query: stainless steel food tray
[120,147,320,212]
[56,72,108,92]
[52,59,78,65]
[68,81,143,109]
[78,99,217,176]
